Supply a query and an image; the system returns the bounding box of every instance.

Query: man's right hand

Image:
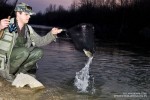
[51,27,63,35]
[0,19,10,30]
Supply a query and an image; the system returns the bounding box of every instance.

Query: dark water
[33,26,150,100]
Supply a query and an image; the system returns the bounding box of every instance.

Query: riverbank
[0,77,44,100]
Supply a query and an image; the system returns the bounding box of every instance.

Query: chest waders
[9,25,43,75]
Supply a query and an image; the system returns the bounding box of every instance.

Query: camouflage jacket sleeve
[28,25,57,47]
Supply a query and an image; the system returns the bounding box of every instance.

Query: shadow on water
[33,26,149,100]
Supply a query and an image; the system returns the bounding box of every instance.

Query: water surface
[34,26,150,100]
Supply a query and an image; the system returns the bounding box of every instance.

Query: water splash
[90,75,96,94]
[74,57,94,93]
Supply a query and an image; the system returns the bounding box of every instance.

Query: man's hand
[51,27,63,35]
[0,19,10,30]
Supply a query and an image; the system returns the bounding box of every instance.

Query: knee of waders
[11,47,30,60]
[17,47,30,58]
[32,48,44,59]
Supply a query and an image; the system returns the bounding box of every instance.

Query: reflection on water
[33,26,150,100]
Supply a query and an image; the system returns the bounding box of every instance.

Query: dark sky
[9,0,74,13]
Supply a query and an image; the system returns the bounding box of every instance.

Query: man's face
[16,12,31,24]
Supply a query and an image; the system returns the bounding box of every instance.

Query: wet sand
[0,77,44,100]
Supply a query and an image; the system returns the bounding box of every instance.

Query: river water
[33,26,149,100]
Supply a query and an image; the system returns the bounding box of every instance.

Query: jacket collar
[10,18,15,24]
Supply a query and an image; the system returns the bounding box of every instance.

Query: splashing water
[74,57,94,93]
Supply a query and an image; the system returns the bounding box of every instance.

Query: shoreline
[0,77,44,100]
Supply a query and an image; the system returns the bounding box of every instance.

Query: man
[0,2,62,82]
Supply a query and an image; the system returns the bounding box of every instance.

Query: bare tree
[57,5,65,12]
[70,0,79,10]
[0,0,8,7]
[45,4,56,13]
[79,0,93,6]
[77,0,135,7]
